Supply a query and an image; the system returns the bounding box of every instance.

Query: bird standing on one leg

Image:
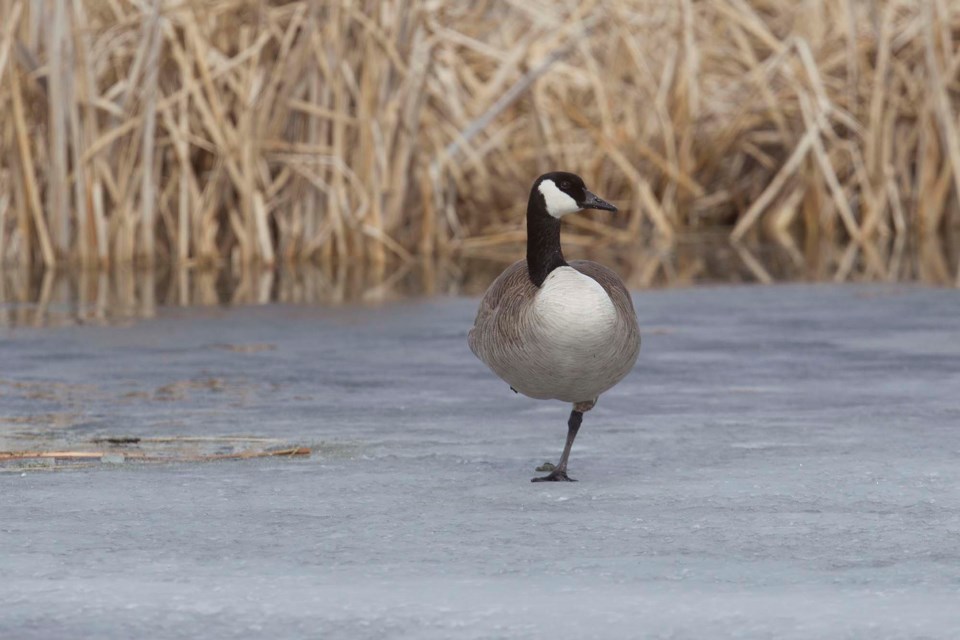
[468,172,641,482]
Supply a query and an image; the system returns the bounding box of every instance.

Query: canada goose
[468,171,641,482]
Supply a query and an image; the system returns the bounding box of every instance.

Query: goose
[468,171,641,482]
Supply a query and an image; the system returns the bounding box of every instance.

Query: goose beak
[581,190,617,212]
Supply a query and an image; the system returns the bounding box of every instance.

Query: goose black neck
[526,189,566,287]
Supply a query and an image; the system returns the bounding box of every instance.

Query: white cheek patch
[538,179,581,218]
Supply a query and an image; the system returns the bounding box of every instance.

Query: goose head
[533,171,617,219]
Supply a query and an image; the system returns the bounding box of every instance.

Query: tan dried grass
[0,0,958,269]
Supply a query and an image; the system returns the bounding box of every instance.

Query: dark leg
[532,409,583,482]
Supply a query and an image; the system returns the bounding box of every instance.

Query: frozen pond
[2,284,960,638]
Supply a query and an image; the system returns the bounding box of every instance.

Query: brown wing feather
[468,260,535,362]
[568,259,638,324]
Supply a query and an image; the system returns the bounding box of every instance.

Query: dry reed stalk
[923,2,960,237]
[47,0,70,257]
[0,2,22,90]
[9,66,55,268]
[0,0,958,269]
[65,14,89,265]
[138,0,161,267]
[0,194,7,264]
[731,130,816,241]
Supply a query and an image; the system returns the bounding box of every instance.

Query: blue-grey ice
[2,285,959,639]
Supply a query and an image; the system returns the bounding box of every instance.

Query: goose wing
[468,260,535,362]
[569,259,640,325]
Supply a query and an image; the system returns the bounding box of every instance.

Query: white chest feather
[532,267,617,348]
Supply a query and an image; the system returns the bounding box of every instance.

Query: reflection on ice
[1,233,957,328]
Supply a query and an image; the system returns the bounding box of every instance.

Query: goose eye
[560,181,571,189]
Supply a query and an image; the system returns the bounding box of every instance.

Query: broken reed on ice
[0,0,958,269]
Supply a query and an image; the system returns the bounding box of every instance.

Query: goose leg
[532,409,583,482]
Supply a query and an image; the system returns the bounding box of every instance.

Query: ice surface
[1,285,959,639]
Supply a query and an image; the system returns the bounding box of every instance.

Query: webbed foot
[531,468,577,482]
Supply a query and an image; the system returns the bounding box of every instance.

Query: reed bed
[0,0,958,269]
